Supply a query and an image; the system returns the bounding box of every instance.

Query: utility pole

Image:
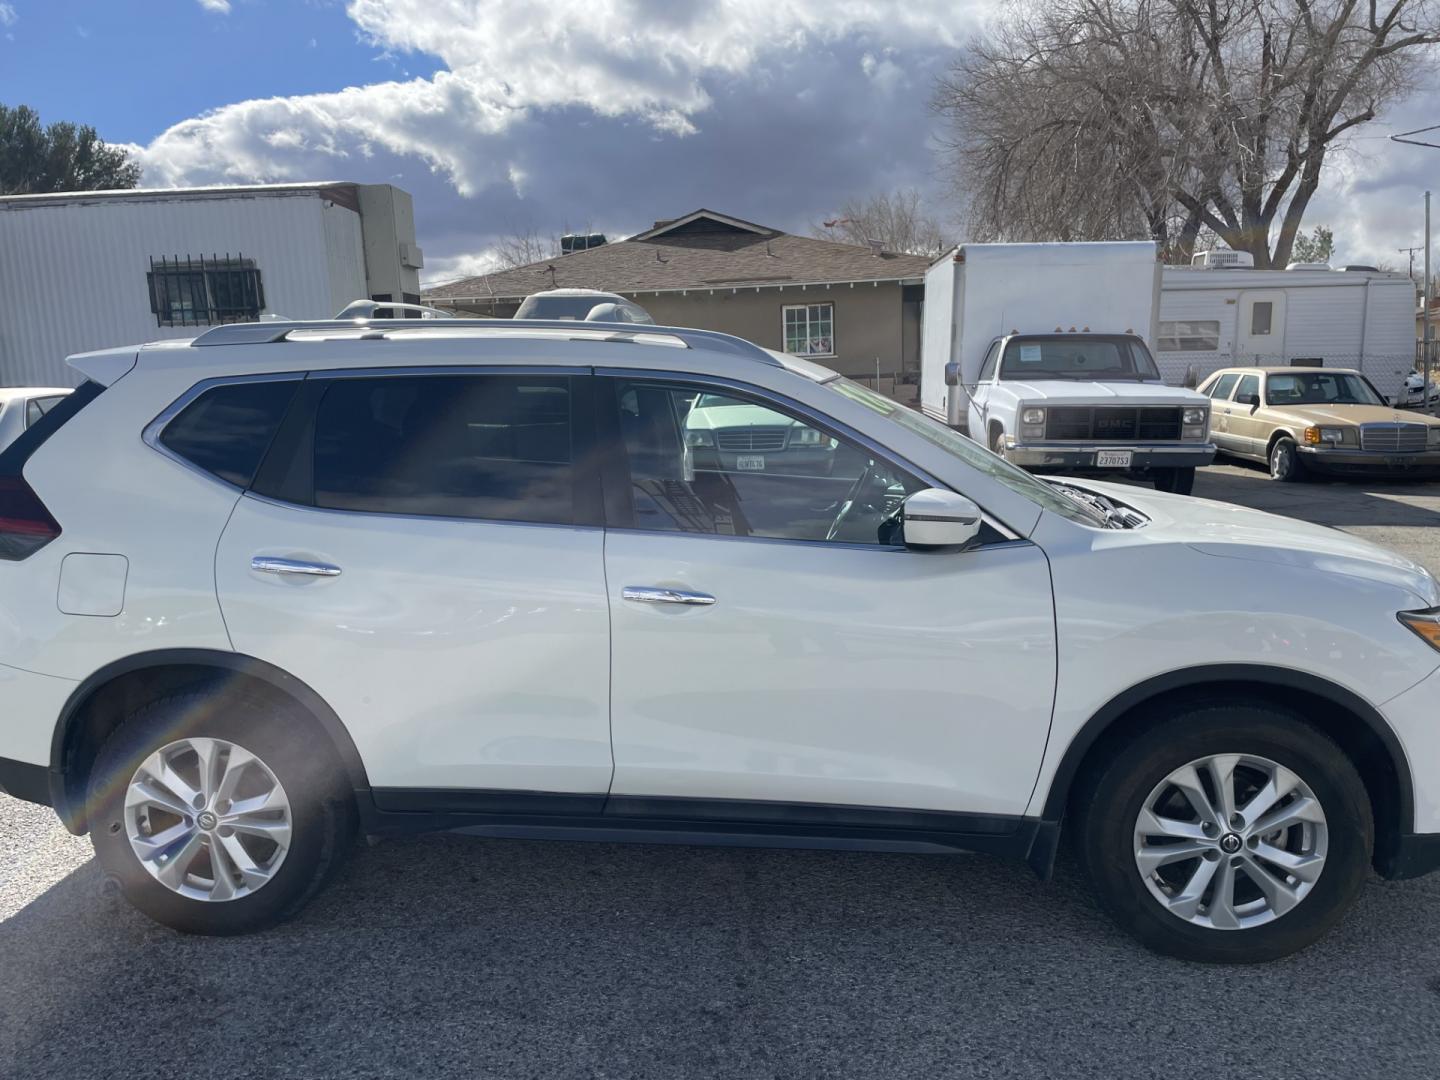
[1426,192,1433,416]
[1400,245,1423,279]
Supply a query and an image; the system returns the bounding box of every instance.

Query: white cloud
[136,0,981,194]
[198,0,232,13]
[0,4,17,28]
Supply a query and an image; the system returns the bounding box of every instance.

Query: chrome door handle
[251,556,342,578]
[622,586,716,606]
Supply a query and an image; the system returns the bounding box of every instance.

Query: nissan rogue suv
[1,315,1438,962]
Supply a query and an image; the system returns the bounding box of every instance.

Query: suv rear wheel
[1074,703,1371,963]
[88,691,354,935]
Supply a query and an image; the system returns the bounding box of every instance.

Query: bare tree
[814,189,949,256]
[493,224,561,270]
[934,0,1440,268]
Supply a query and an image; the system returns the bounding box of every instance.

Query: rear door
[213,368,614,799]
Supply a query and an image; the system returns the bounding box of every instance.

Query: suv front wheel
[88,691,355,935]
[1074,703,1372,963]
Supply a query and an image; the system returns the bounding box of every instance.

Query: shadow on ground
[2,832,1439,1079]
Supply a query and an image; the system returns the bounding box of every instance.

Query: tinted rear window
[310,374,576,524]
[159,380,300,487]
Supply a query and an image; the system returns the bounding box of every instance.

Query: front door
[599,375,1057,817]
[214,369,614,797]
[1238,291,1286,362]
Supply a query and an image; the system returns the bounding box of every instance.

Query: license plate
[1095,450,1133,468]
[1386,455,1412,467]
[736,455,766,471]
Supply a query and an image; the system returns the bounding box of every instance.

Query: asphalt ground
[3,461,1440,1080]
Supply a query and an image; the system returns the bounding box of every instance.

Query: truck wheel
[1152,467,1196,495]
[1269,438,1305,482]
[88,690,356,935]
[1073,702,1371,963]
[988,426,1007,460]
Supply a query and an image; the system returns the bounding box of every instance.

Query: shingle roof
[424,209,932,302]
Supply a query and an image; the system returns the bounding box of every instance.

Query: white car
[1,313,1438,963]
[513,288,655,324]
[0,386,72,452]
[964,333,1216,493]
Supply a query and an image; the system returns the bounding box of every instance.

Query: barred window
[1157,320,1221,352]
[782,303,835,357]
[148,255,265,327]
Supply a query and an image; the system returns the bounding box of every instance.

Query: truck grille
[1044,407,1182,442]
[716,427,788,452]
[1359,423,1427,453]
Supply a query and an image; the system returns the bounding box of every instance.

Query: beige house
[424,210,930,389]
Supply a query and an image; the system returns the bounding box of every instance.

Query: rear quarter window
[157,379,300,488]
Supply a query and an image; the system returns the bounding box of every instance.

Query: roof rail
[188,318,785,366]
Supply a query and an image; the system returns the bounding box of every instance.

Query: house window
[1157,320,1221,352]
[148,255,265,327]
[782,303,835,358]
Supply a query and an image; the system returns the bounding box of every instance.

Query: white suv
[2,316,1439,962]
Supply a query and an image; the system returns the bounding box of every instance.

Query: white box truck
[920,242,1215,493]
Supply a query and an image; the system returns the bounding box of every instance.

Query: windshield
[1265,372,1384,406]
[515,295,615,321]
[998,336,1161,381]
[825,378,1107,527]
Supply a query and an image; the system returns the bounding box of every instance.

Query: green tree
[1290,226,1335,265]
[0,104,140,196]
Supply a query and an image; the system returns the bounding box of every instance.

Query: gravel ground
[3,463,1440,1080]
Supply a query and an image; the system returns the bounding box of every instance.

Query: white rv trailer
[1156,266,1416,403]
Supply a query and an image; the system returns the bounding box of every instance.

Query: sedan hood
[1072,479,1440,606]
[1001,380,1207,406]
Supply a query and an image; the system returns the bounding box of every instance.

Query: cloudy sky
[1,0,1437,282]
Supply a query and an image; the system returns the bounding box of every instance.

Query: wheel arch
[1041,663,1414,873]
[49,649,372,834]
[1267,428,1300,455]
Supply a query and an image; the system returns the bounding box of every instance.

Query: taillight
[0,475,60,559]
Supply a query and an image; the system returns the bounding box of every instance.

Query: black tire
[1073,702,1372,963]
[88,690,355,935]
[1151,467,1196,495]
[1268,437,1305,482]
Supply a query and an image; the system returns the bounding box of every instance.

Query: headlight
[1399,608,1440,653]
[1020,425,1045,440]
[685,430,714,448]
[1182,425,1206,440]
[1021,408,1046,425]
[1429,427,1440,447]
[1182,407,1208,426]
[1304,426,1344,446]
[789,427,824,447]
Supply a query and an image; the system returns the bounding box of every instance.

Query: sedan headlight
[1399,608,1440,653]
[685,430,714,448]
[1304,426,1344,446]
[1021,408,1046,425]
[1182,407,1208,426]
[789,427,825,447]
[1429,427,1440,447]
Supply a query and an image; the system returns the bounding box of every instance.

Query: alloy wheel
[124,737,293,902]
[1133,753,1328,931]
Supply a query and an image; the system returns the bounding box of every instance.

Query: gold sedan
[1196,367,1440,481]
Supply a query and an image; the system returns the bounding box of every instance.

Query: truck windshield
[825,378,1108,528]
[998,336,1160,381]
[1265,372,1384,406]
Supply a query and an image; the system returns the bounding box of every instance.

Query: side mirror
[1183,365,1200,390]
[902,489,982,550]
[1242,392,1261,407]
[943,362,962,387]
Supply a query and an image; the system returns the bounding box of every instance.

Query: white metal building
[1156,267,1416,401]
[0,182,424,386]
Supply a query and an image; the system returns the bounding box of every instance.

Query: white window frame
[1157,319,1222,352]
[782,302,836,359]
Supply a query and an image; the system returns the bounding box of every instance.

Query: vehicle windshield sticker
[1019,345,1044,363]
